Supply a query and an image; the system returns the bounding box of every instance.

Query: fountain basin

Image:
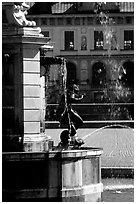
[2,147,103,202]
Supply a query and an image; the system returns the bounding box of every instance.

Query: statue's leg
[70,109,83,129]
[69,122,77,136]
[60,108,69,125]
[69,109,84,147]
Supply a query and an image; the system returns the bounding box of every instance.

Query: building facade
[28,2,134,124]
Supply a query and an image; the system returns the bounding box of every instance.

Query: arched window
[122,61,134,88]
[92,62,106,87]
[66,62,77,85]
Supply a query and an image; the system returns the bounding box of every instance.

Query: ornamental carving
[3,2,36,27]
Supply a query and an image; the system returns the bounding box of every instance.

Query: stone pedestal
[2,148,103,202]
[2,27,52,151]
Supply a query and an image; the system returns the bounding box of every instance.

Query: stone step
[46,103,134,121]
[45,120,134,129]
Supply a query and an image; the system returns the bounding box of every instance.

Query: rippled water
[102,178,134,202]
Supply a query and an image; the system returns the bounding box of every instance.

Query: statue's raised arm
[3,2,36,27]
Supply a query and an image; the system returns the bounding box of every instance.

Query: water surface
[102,178,134,202]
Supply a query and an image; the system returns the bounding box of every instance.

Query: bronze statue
[58,84,85,148]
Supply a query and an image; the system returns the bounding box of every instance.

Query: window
[125,16,132,24]
[65,31,74,50]
[58,18,63,25]
[87,17,93,25]
[75,17,80,25]
[41,18,47,25]
[82,17,86,25]
[66,18,72,25]
[124,30,134,50]
[49,18,55,25]
[96,17,101,25]
[42,31,49,37]
[94,31,104,50]
[117,17,123,24]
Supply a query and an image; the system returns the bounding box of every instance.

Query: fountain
[56,78,85,148]
[2,2,103,202]
[96,3,133,123]
[3,2,133,202]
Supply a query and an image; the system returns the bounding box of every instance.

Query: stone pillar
[2,27,52,152]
